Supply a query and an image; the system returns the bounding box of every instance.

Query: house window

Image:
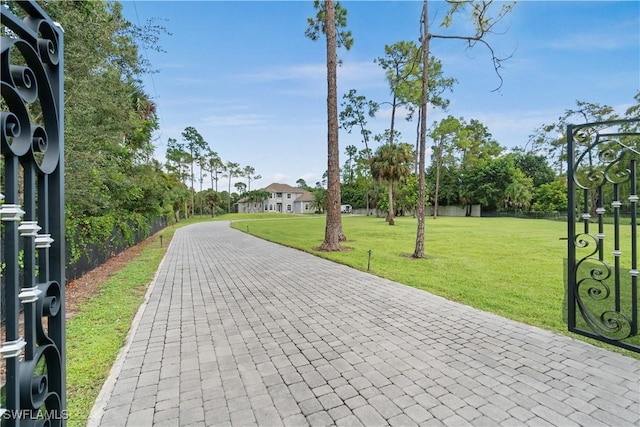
[287,204,292,212]
[265,204,268,211]
[269,204,273,211]
[287,193,291,199]
[305,204,309,211]
[276,192,282,198]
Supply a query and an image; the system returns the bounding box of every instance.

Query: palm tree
[310,187,328,214]
[371,142,414,225]
[246,189,270,213]
[504,169,533,212]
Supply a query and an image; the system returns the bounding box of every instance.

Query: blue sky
[121,1,639,190]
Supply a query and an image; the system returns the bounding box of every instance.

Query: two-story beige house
[236,183,314,214]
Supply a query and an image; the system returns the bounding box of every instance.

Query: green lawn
[231,214,639,357]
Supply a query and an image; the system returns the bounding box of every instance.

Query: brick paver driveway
[89,221,640,426]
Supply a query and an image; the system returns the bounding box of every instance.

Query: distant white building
[236,183,315,214]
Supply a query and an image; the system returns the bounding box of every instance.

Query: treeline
[324,37,640,219]
[336,95,640,218]
[164,126,263,219]
[14,1,179,270]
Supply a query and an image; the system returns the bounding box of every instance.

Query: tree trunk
[387,180,395,225]
[190,155,195,217]
[366,191,370,215]
[414,105,421,175]
[319,0,344,251]
[199,169,204,215]
[390,95,397,146]
[413,0,429,258]
[433,134,442,219]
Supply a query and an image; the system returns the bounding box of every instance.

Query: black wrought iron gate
[567,119,639,353]
[1,1,66,425]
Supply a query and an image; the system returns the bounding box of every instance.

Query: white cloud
[299,172,319,184]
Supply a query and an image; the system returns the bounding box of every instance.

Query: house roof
[263,183,304,193]
[236,183,312,204]
[263,184,314,203]
[296,190,314,202]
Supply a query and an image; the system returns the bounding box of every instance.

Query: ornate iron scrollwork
[1,1,66,425]
[567,119,639,352]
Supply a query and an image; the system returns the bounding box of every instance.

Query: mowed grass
[231,215,639,357]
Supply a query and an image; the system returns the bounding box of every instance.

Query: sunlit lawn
[231,214,638,357]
